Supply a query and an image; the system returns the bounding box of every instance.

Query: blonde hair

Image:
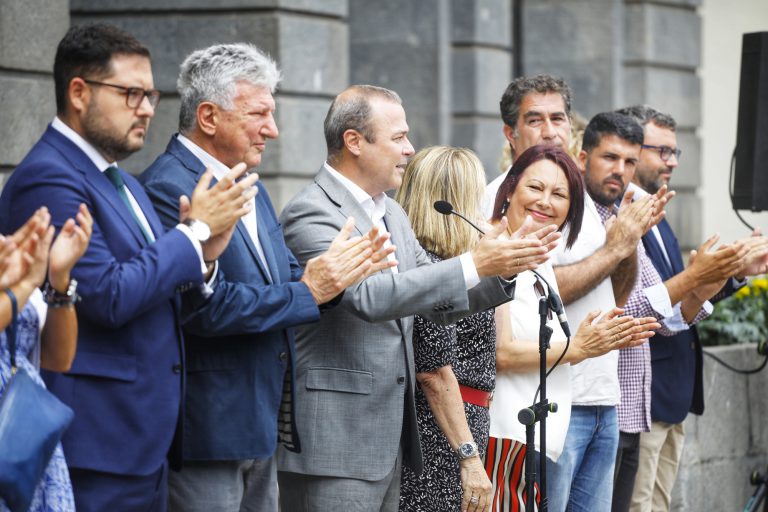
[396,146,486,259]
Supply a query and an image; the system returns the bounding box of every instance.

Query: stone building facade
[0,0,703,247]
[3,1,768,510]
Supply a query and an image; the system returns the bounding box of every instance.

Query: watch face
[459,442,477,458]
[189,220,211,241]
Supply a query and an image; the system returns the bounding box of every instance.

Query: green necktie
[104,166,153,244]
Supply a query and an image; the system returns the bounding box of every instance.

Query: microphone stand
[432,201,566,511]
[518,281,557,512]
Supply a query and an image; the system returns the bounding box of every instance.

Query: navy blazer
[642,219,738,424]
[140,136,319,460]
[0,125,204,476]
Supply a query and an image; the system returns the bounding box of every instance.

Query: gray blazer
[276,166,514,481]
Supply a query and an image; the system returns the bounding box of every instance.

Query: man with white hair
[140,43,392,512]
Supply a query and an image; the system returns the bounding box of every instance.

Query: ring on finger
[470,496,479,504]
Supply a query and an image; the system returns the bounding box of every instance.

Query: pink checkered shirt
[593,202,704,433]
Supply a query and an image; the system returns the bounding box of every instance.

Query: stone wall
[673,343,768,511]
[70,0,348,207]
[0,0,69,180]
[0,1,705,248]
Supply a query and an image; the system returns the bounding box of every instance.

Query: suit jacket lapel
[255,197,280,284]
[168,136,275,284]
[43,127,150,247]
[88,165,150,247]
[383,202,410,273]
[124,171,163,240]
[315,167,374,238]
[642,229,673,281]
[657,218,684,275]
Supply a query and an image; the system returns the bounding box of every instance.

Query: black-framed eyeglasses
[83,79,161,109]
[641,144,681,162]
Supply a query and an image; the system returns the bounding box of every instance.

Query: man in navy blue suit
[140,43,393,512]
[615,105,768,512]
[0,24,261,511]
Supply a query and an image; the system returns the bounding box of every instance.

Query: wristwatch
[456,441,479,460]
[43,279,79,308]
[183,218,211,243]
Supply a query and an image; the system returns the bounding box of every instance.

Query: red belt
[459,384,492,408]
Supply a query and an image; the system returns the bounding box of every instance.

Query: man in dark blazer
[0,24,258,512]
[277,85,563,512]
[616,105,768,512]
[140,44,391,512]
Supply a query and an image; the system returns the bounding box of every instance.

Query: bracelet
[43,279,79,308]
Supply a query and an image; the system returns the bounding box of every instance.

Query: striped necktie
[104,165,153,244]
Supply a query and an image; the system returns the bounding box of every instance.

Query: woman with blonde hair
[396,146,495,512]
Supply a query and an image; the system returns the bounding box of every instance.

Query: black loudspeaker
[733,31,768,212]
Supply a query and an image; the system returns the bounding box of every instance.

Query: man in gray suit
[277,85,561,511]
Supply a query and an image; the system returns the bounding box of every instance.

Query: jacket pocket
[67,351,137,382]
[305,367,373,395]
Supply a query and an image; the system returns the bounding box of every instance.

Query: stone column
[624,0,702,249]
[348,0,452,151]
[523,0,625,118]
[450,0,513,179]
[0,0,69,181]
[70,0,349,209]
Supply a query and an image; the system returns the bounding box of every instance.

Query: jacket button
[279,352,288,361]
[172,364,182,374]
[397,376,405,384]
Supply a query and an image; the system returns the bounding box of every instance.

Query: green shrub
[697,277,768,346]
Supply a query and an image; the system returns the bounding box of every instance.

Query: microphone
[434,200,572,337]
[533,270,571,338]
[433,200,486,235]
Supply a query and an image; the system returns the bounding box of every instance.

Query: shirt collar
[323,162,388,222]
[176,133,231,181]
[592,199,617,223]
[51,117,114,172]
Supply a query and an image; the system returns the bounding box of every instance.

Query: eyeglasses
[641,144,681,162]
[83,79,161,109]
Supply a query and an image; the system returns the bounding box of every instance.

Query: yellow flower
[735,286,751,299]
[752,277,768,292]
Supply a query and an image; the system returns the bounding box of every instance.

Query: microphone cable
[530,270,571,406]
[702,339,768,375]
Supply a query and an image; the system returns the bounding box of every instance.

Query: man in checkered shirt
[611,106,767,512]
[548,112,746,512]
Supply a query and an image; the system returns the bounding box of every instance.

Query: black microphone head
[433,200,454,215]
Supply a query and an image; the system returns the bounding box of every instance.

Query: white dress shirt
[323,162,482,288]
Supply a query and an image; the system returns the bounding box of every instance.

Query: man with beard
[612,106,767,512]
[0,23,258,511]
[548,112,746,512]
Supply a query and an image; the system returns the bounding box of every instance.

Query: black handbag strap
[4,288,18,372]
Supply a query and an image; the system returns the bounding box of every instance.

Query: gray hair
[500,74,572,130]
[177,43,281,133]
[615,105,677,131]
[324,85,402,162]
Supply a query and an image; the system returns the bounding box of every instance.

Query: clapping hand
[302,217,390,304]
[48,203,93,292]
[734,229,768,278]
[472,216,560,279]
[571,308,660,363]
[179,163,260,263]
[0,207,48,289]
